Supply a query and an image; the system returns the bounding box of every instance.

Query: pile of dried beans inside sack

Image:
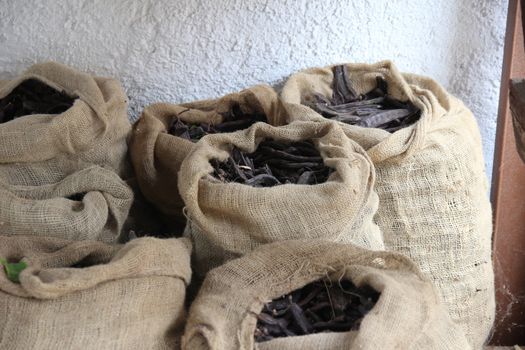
[255,279,379,342]
[0,79,75,123]
[211,140,333,187]
[310,65,420,132]
[169,104,267,142]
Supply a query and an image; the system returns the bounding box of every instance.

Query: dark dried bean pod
[257,147,323,163]
[244,174,281,187]
[257,312,280,326]
[357,109,412,128]
[290,303,312,334]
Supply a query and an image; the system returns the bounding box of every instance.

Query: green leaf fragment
[0,257,27,283]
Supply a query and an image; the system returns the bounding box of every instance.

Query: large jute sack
[179,121,383,278]
[0,162,133,243]
[0,62,131,174]
[182,239,471,350]
[130,85,283,228]
[281,60,494,348]
[0,235,192,350]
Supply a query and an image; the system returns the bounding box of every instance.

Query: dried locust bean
[308,65,421,132]
[211,140,333,187]
[168,108,266,142]
[0,79,76,123]
[254,280,380,342]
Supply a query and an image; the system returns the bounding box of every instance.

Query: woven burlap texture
[179,121,383,278]
[182,239,470,350]
[0,162,133,243]
[130,85,285,227]
[281,60,494,348]
[0,62,131,175]
[0,235,192,350]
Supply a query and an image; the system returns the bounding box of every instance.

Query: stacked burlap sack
[130,85,284,229]
[182,239,471,350]
[0,62,131,175]
[0,235,192,350]
[0,62,133,243]
[281,60,494,348]
[178,121,383,278]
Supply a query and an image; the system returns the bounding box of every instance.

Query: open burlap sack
[182,239,470,350]
[0,235,192,350]
[281,60,494,348]
[130,85,283,228]
[0,162,133,243]
[0,62,131,174]
[179,121,383,278]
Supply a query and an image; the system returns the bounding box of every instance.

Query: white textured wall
[0,0,508,184]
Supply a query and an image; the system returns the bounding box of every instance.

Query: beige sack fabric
[179,121,383,277]
[0,62,131,174]
[130,85,283,228]
[0,163,133,243]
[281,60,494,348]
[0,235,192,350]
[182,239,471,350]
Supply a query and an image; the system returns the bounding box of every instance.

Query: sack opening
[254,278,379,343]
[308,65,420,133]
[210,139,333,187]
[168,102,267,142]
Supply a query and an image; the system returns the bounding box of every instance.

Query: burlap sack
[0,162,133,243]
[182,239,470,350]
[281,60,494,348]
[0,235,192,350]
[130,85,283,228]
[0,62,131,174]
[178,121,383,278]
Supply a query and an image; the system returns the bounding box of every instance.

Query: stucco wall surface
[0,0,508,183]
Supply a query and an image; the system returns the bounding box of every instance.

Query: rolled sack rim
[2,165,133,201]
[0,165,133,242]
[0,236,192,299]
